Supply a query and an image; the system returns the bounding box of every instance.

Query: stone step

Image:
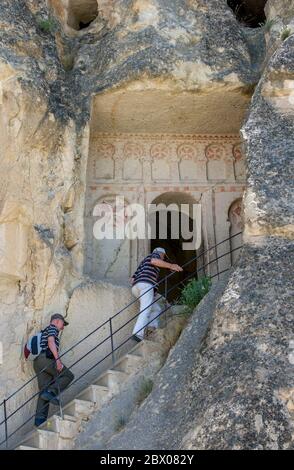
[22,429,59,450]
[63,398,95,420]
[112,353,144,374]
[45,414,81,439]
[77,384,110,408]
[15,323,179,450]
[94,370,129,395]
[127,342,145,357]
[128,339,161,360]
[15,445,40,450]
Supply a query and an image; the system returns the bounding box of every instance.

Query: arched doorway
[149,192,201,301]
[229,198,244,265]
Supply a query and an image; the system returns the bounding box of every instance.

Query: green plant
[136,378,154,405]
[281,28,292,41]
[179,276,211,314]
[37,18,57,33]
[260,17,278,32]
[114,415,127,432]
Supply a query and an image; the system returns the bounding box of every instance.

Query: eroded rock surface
[107,241,293,450]
[0,0,293,450]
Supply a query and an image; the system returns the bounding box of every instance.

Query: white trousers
[132,282,162,338]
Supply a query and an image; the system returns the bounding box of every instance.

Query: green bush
[37,18,57,33]
[281,28,292,41]
[179,276,211,314]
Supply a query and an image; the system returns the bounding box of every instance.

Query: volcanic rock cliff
[0,0,293,450]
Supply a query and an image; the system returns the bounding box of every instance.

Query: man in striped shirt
[131,247,183,341]
[33,314,74,427]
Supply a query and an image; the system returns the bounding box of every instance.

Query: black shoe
[35,417,46,427]
[133,335,143,343]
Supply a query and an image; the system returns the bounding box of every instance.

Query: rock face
[0,0,293,450]
[102,0,294,450]
[242,0,294,238]
[107,240,294,450]
[80,0,262,90]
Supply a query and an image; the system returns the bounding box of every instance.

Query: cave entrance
[149,193,201,302]
[67,0,98,31]
[227,0,267,28]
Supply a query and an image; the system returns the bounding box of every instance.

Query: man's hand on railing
[151,258,183,272]
[169,264,183,273]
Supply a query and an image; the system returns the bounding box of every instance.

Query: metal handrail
[1,232,241,405]
[2,254,242,448]
[0,232,243,448]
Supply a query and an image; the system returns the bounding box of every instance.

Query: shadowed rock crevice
[67,0,98,30]
[228,0,267,28]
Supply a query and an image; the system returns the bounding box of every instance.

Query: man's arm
[48,336,63,372]
[151,258,183,272]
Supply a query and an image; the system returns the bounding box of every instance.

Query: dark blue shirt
[40,324,60,355]
[132,252,161,289]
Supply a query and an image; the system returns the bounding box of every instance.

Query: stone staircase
[15,310,186,450]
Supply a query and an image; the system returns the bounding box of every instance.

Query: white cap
[153,247,166,255]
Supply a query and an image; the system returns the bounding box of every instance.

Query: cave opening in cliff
[227,0,267,28]
[85,86,247,286]
[67,0,98,31]
[149,193,199,302]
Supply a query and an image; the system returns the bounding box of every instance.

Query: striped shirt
[40,324,60,355]
[132,252,161,289]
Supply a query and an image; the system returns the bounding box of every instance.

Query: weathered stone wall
[0,82,86,396]
[0,1,88,439]
[99,1,294,450]
[243,0,294,238]
[1,0,292,450]
[85,132,245,282]
[0,0,262,409]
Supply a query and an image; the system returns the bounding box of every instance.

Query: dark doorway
[227,0,267,28]
[149,193,200,302]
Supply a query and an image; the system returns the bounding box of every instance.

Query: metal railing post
[164,276,168,327]
[57,378,64,421]
[4,399,8,449]
[109,318,115,365]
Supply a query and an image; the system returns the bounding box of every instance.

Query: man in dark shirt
[33,313,74,427]
[131,248,183,341]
